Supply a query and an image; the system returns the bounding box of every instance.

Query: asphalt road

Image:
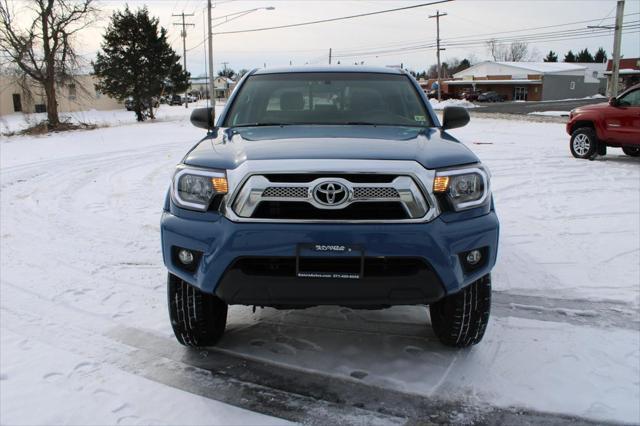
[472,98,607,115]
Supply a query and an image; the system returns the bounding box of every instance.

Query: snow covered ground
[1,106,639,424]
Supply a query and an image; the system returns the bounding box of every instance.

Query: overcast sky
[57,0,640,75]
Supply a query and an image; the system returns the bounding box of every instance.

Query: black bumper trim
[215,257,446,308]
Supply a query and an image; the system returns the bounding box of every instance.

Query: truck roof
[251,66,406,75]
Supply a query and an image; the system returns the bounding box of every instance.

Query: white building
[447,61,606,101]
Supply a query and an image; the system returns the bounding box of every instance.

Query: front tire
[429,274,491,348]
[622,146,640,157]
[168,273,227,347]
[570,128,598,159]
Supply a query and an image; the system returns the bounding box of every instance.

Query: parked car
[426,89,455,100]
[566,84,640,159]
[160,67,499,349]
[477,91,504,102]
[124,96,159,111]
[187,94,198,103]
[169,94,184,106]
[461,89,481,102]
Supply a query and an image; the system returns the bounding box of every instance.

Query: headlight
[433,166,490,211]
[171,167,228,211]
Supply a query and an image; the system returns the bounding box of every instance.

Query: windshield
[223,72,433,127]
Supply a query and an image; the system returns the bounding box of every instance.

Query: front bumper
[161,209,499,306]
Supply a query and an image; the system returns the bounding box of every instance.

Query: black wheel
[429,274,491,348]
[167,273,227,347]
[570,128,598,159]
[622,146,640,157]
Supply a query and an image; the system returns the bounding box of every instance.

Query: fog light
[178,249,194,265]
[466,250,482,265]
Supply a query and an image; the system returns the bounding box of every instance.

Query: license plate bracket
[296,244,364,279]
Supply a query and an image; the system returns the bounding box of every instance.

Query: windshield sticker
[414,115,426,122]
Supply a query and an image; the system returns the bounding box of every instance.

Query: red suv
[566,84,640,159]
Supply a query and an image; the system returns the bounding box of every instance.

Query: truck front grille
[230,174,429,222]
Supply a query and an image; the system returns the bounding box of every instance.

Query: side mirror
[441,106,470,130]
[190,107,216,130]
[609,97,619,107]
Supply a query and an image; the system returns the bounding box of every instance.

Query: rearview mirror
[609,97,619,107]
[190,107,216,131]
[441,106,470,130]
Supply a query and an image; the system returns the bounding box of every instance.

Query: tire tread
[430,274,491,348]
[168,273,227,347]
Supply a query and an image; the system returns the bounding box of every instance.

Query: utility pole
[173,12,195,108]
[329,48,332,65]
[611,0,625,97]
[206,0,215,125]
[428,10,447,101]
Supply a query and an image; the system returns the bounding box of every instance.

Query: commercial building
[0,74,120,116]
[447,61,606,101]
[605,58,640,94]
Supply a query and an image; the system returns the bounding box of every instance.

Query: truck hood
[571,101,610,113]
[183,125,478,171]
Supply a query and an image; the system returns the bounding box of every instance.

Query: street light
[206,4,275,125]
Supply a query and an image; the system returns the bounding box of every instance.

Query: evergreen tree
[576,48,594,63]
[594,47,608,63]
[544,51,558,62]
[456,58,471,73]
[217,68,236,79]
[564,50,576,62]
[92,7,189,121]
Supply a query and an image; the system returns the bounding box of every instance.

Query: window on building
[68,84,77,99]
[592,71,598,79]
[95,89,102,99]
[569,81,576,90]
[12,94,22,112]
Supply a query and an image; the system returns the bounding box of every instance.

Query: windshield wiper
[231,123,296,128]
[343,122,426,127]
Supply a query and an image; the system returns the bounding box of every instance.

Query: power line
[173,12,195,107]
[212,0,453,35]
[332,21,640,59]
[333,13,640,56]
[428,10,447,101]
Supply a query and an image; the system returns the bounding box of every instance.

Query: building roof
[447,79,542,85]
[493,61,587,73]
[604,69,640,75]
[453,61,588,79]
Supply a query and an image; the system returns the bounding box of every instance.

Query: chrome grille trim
[353,187,400,199]
[221,159,441,223]
[262,186,309,198]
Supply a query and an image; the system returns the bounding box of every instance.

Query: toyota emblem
[313,181,348,206]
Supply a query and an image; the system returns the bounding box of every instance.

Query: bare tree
[0,0,97,127]
[508,41,529,62]
[486,39,530,62]
[487,39,502,61]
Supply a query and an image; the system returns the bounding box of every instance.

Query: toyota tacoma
[567,83,640,159]
[161,67,499,348]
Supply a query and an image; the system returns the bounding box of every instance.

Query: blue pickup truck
[161,67,499,348]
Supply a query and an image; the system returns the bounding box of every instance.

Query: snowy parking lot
[1,106,639,425]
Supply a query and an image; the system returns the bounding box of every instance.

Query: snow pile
[528,111,570,117]
[429,98,478,110]
[0,100,223,134]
